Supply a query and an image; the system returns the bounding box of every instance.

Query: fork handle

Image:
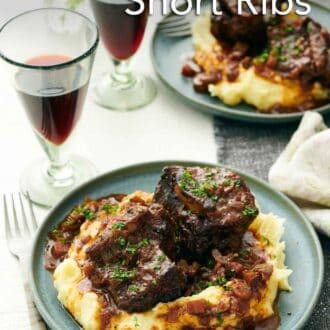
[20,254,47,330]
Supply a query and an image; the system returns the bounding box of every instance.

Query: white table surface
[0,1,217,329]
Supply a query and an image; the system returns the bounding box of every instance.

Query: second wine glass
[90,0,157,110]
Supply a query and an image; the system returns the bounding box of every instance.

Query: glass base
[93,72,157,111]
[20,155,98,208]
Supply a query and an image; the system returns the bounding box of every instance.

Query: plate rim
[150,2,330,123]
[29,160,325,330]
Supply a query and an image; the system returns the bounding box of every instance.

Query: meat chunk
[211,0,270,52]
[153,166,258,259]
[267,17,330,86]
[85,202,186,312]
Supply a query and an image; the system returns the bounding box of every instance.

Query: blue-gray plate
[30,161,324,329]
[151,2,330,123]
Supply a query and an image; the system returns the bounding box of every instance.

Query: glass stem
[36,135,74,187]
[111,58,136,89]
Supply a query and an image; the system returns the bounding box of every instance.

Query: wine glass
[0,8,99,207]
[90,0,157,110]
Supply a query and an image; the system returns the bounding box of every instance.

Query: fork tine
[3,195,13,240]
[161,27,192,37]
[160,21,191,31]
[160,25,191,34]
[26,191,38,231]
[19,193,31,236]
[11,194,22,237]
[158,15,186,26]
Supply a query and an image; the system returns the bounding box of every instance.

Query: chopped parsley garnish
[307,24,313,33]
[126,244,139,255]
[205,172,215,179]
[139,238,150,247]
[294,45,302,55]
[158,255,166,262]
[65,219,74,225]
[217,276,227,286]
[179,169,221,199]
[125,238,149,255]
[261,235,270,245]
[51,228,60,235]
[226,269,236,279]
[116,237,127,248]
[112,222,126,230]
[179,170,193,191]
[267,16,277,26]
[240,249,250,258]
[83,209,96,220]
[103,203,119,215]
[255,48,269,64]
[207,258,216,269]
[216,311,223,324]
[224,285,232,291]
[222,179,231,187]
[206,276,228,288]
[274,45,282,58]
[285,25,294,33]
[279,55,288,62]
[133,315,139,328]
[192,188,207,198]
[234,180,241,188]
[128,284,139,292]
[111,267,136,281]
[242,206,258,217]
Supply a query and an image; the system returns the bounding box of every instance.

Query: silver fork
[157,12,193,37]
[4,193,46,330]
[157,0,195,37]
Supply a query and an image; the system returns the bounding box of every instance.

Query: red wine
[90,0,148,60]
[15,55,89,146]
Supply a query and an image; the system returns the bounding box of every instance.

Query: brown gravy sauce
[45,195,280,330]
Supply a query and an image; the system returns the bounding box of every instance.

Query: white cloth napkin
[269,111,330,237]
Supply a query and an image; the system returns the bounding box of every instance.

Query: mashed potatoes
[191,13,329,112]
[53,192,291,330]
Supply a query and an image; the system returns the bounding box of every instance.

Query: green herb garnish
[126,244,139,255]
[133,315,139,328]
[234,180,241,188]
[179,170,193,191]
[267,16,277,26]
[111,267,136,281]
[226,269,236,279]
[103,203,120,215]
[139,238,149,247]
[255,48,269,64]
[192,188,207,198]
[217,276,227,286]
[112,222,126,230]
[216,311,223,324]
[242,206,258,217]
[285,25,294,33]
[222,179,231,187]
[207,258,215,269]
[261,235,270,245]
[158,255,166,262]
[128,284,139,292]
[307,24,313,33]
[83,209,96,220]
[116,237,127,248]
